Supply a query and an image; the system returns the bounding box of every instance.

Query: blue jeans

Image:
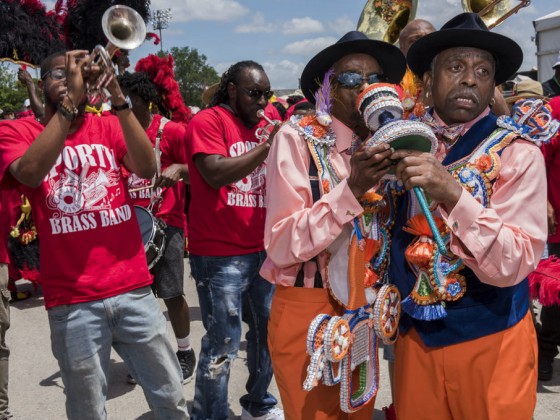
[48,286,189,420]
[189,252,277,420]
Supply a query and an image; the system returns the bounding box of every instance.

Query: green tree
[0,64,34,114]
[166,47,219,109]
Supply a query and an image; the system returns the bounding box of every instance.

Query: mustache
[449,89,480,104]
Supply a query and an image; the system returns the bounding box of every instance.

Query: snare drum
[134,206,166,269]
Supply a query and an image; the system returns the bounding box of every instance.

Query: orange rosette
[405,238,433,268]
[474,154,492,172]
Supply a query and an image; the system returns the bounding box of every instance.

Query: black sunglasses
[237,86,274,101]
[41,68,66,81]
[336,72,387,88]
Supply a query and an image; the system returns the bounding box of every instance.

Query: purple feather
[313,68,335,126]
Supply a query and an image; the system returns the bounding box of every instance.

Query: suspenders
[294,156,323,288]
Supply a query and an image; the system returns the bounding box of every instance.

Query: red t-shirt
[0,189,19,264]
[186,106,267,256]
[543,96,560,243]
[0,188,35,278]
[126,114,188,229]
[0,115,152,308]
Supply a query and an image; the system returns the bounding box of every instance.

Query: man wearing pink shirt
[261,31,406,419]
[389,13,547,418]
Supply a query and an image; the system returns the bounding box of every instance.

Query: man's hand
[347,142,393,198]
[153,164,187,189]
[392,149,462,212]
[65,50,90,105]
[17,68,33,87]
[266,122,281,146]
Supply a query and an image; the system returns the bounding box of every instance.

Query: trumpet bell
[102,5,147,51]
[461,0,530,29]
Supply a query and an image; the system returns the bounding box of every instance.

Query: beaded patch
[372,284,401,344]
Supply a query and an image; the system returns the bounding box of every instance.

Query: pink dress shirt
[435,108,547,287]
[261,110,547,289]
[260,117,363,287]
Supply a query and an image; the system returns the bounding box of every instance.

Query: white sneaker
[241,407,284,420]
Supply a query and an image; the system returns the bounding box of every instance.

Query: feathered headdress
[0,0,66,67]
[135,54,192,125]
[146,32,160,45]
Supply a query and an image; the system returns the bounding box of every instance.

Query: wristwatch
[112,96,132,112]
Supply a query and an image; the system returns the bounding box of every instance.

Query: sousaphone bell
[357,0,417,44]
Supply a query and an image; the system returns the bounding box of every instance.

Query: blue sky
[44,1,560,89]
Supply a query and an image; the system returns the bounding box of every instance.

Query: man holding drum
[0,50,188,419]
[118,71,196,385]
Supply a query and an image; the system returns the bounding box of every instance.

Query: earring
[149,102,153,112]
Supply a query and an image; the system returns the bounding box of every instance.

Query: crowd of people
[0,8,559,420]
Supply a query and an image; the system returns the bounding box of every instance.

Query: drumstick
[129,184,154,193]
[128,178,184,194]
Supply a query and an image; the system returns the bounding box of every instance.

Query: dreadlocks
[117,71,158,105]
[210,60,265,107]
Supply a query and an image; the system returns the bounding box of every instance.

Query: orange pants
[394,311,537,420]
[268,286,375,420]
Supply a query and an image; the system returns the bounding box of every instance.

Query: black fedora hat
[407,13,522,85]
[300,31,407,104]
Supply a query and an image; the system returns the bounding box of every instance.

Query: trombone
[462,0,531,29]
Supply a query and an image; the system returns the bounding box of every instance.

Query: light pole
[151,8,172,52]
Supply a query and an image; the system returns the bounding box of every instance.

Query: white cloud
[234,12,277,33]
[329,17,356,36]
[262,60,304,89]
[283,36,338,56]
[282,17,324,35]
[156,0,249,23]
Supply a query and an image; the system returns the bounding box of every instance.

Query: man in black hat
[260,31,406,419]
[387,12,548,418]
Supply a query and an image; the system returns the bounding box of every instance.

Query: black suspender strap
[294,155,323,288]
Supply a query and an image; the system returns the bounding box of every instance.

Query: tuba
[87,5,147,103]
[462,0,530,29]
[357,0,417,44]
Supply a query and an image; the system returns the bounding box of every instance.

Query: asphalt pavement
[6,261,560,419]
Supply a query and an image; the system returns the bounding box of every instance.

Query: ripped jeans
[189,252,277,420]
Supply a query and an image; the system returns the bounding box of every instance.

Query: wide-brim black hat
[300,31,407,104]
[407,13,522,85]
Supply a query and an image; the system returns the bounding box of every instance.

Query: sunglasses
[238,86,274,101]
[336,72,387,88]
[42,68,66,81]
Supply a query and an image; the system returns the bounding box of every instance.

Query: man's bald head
[399,19,436,56]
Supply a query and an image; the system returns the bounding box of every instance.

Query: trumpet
[255,109,280,142]
[87,5,146,103]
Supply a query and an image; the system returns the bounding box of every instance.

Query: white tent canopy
[533,10,560,82]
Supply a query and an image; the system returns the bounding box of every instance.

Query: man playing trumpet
[0,50,189,419]
[185,60,283,420]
